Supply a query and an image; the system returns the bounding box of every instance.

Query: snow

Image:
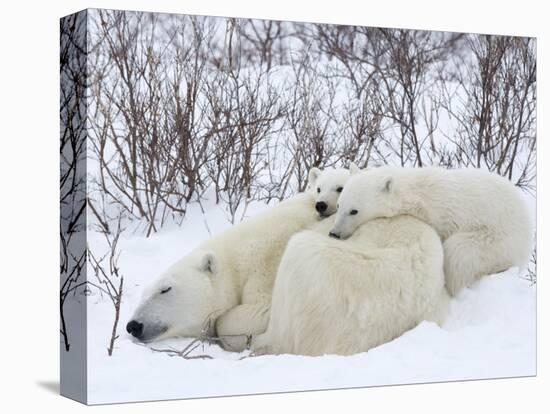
[69,10,538,404]
[83,197,536,405]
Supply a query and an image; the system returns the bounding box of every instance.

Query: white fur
[307,163,359,217]
[330,166,534,295]
[129,192,320,346]
[253,215,449,356]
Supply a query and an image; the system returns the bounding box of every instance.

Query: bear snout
[315,201,328,213]
[329,231,341,239]
[126,320,144,338]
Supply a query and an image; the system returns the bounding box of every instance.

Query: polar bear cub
[253,215,449,356]
[329,166,534,296]
[308,163,360,217]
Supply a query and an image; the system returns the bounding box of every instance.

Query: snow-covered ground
[85,197,536,405]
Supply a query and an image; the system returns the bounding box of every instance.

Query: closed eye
[160,287,172,294]
[336,187,343,193]
[350,209,358,215]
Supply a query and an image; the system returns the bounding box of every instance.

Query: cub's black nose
[329,231,341,239]
[126,320,143,338]
[315,201,327,213]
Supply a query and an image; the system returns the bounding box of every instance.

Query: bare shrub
[204,19,285,219]
[443,35,536,194]
[88,216,125,356]
[84,11,536,236]
[60,12,88,352]
[88,11,216,235]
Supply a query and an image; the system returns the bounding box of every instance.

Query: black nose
[329,231,341,239]
[316,201,327,213]
[126,320,143,338]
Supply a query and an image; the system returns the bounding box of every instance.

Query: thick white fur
[330,166,534,296]
[129,192,320,346]
[253,215,449,356]
[307,163,359,217]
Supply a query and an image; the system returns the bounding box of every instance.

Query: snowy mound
[82,199,535,404]
[88,267,535,404]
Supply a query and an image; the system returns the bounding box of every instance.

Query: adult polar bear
[126,166,353,347]
[329,166,533,296]
[253,215,449,356]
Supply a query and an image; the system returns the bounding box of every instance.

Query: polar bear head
[307,163,360,217]
[126,250,219,342]
[329,167,399,240]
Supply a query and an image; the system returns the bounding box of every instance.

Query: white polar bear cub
[308,163,360,217]
[253,215,449,356]
[329,166,534,296]
[127,166,355,348]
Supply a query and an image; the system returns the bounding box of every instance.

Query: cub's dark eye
[317,187,321,194]
[336,187,343,193]
[350,209,358,215]
[160,287,172,294]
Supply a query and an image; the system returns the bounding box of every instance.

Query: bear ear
[308,167,321,186]
[349,162,361,175]
[382,177,393,193]
[200,252,217,275]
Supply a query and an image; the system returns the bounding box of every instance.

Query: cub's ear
[308,167,321,185]
[200,252,217,275]
[382,177,393,193]
[349,162,361,175]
